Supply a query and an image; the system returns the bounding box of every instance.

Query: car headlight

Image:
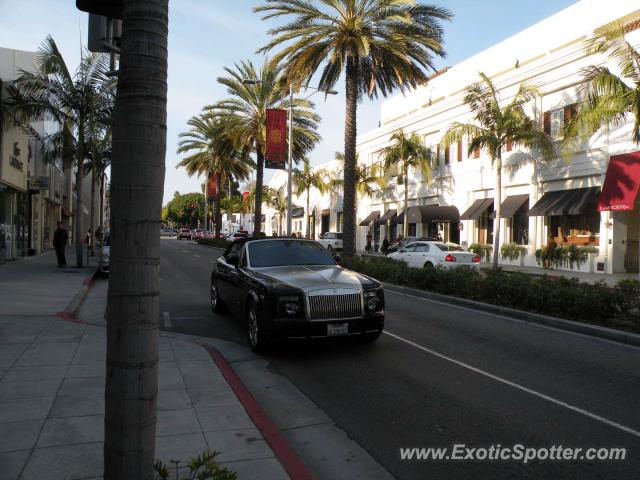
[364,290,382,312]
[278,296,300,316]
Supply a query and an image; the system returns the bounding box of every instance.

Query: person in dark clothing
[381,238,390,255]
[53,222,68,267]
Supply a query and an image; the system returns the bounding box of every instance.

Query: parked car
[177,228,192,240]
[160,228,177,237]
[99,231,111,277]
[385,236,439,255]
[226,231,248,241]
[210,238,385,352]
[317,232,343,253]
[387,240,480,269]
[192,229,206,240]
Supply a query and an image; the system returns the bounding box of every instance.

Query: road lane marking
[386,289,640,351]
[383,330,640,439]
[194,254,201,258]
[162,311,172,328]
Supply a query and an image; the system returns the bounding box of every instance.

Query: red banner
[207,173,218,198]
[265,109,287,170]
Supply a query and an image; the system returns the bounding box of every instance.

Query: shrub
[500,243,526,261]
[340,255,638,332]
[469,243,492,262]
[535,245,598,269]
[196,237,231,249]
[155,450,237,480]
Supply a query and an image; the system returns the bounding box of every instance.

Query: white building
[261,0,640,275]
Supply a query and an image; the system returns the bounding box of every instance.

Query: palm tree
[255,0,452,256]
[441,73,555,268]
[10,36,111,266]
[104,0,169,478]
[292,159,329,238]
[176,114,254,237]
[563,21,640,151]
[264,186,288,235]
[206,60,321,236]
[380,130,432,238]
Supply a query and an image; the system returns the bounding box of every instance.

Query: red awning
[597,152,640,212]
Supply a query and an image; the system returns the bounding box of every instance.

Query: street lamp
[242,79,337,236]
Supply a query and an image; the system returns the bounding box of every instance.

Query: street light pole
[287,84,293,236]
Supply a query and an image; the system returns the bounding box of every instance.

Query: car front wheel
[247,301,269,353]
[210,279,224,313]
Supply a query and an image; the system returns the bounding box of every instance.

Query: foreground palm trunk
[342,58,358,256]
[492,152,502,269]
[253,149,264,236]
[104,1,168,478]
[89,170,96,255]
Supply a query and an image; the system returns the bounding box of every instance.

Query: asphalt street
[158,237,640,480]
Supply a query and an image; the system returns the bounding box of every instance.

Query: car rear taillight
[445,254,456,262]
[472,255,481,263]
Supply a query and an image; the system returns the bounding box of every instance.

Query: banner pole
[287,84,293,236]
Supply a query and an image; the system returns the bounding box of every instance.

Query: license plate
[327,323,349,336]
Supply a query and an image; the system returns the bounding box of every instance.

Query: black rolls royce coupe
[210,237,385,352]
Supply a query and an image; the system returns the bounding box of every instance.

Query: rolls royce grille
[308,293,363,320]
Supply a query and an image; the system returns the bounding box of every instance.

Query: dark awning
[490,194,529,219]
[597,152,640,211]
[406,205,460,224]
[460,198,493,220]
[359,210,380,226]
[376,209,397,225]
[392,212,405,225]
[292,207,304,218]
[528,187,600,216]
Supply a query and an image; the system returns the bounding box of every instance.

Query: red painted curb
[198,342,315,480]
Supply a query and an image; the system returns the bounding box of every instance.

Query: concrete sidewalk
[0,253,291,479]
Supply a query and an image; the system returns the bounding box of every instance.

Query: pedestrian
[53,221,68,267]
[85,229,93,256]
[381,238,390,255]
[365,231,373,253]
[543,234,557,269]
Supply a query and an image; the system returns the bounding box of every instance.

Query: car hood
[252,265,364,293]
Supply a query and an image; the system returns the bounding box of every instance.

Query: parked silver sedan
[387,241,480,269]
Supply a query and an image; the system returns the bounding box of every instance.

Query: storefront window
[548,214,600,246]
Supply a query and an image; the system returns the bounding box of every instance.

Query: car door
[397,243,417,265]
[412,243,432,268]
[216,242,243,309]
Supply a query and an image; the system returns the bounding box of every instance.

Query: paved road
[158,238,640,479]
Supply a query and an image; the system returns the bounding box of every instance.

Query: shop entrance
[625,211,639,273]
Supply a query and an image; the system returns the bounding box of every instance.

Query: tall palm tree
[10,36,111,266]
[104,0,168,478]
[176,114,254,237]
[206,60,320,236]
[255,0,452,256]
[292,159,329,238]
[563,20,640,150]
[441,73,555,268]
[381,130,432,238]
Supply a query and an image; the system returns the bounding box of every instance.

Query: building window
[543,104,577,140]
[549,214,600,246]
[444,146,450,165]
[457,141,463,162]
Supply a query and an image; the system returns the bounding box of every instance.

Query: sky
[0,0,578,205]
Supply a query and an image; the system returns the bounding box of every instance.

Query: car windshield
[248,240,336,267]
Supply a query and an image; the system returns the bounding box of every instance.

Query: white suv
[318,232,343,253]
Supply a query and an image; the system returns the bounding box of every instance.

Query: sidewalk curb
[197,341,315,480]
[384,283,640,347]
[55,268,99,321]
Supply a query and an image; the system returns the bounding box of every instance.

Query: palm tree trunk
[89,169,96,256]
[306,189,310,239]
[214,186,221,237]
[342,56,358,256]
[99,172,105,237]
[74,138,85,267]
[492,151,502,268]
[403,162,409,238]
[253,148,264,236]
[104,0,168,478]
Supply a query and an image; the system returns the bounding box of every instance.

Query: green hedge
[340,256,640,332]
[196,237,231,249]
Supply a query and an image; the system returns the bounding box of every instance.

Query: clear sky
[0,0,578,204]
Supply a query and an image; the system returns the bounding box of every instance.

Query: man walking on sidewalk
[53,221,68,267]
